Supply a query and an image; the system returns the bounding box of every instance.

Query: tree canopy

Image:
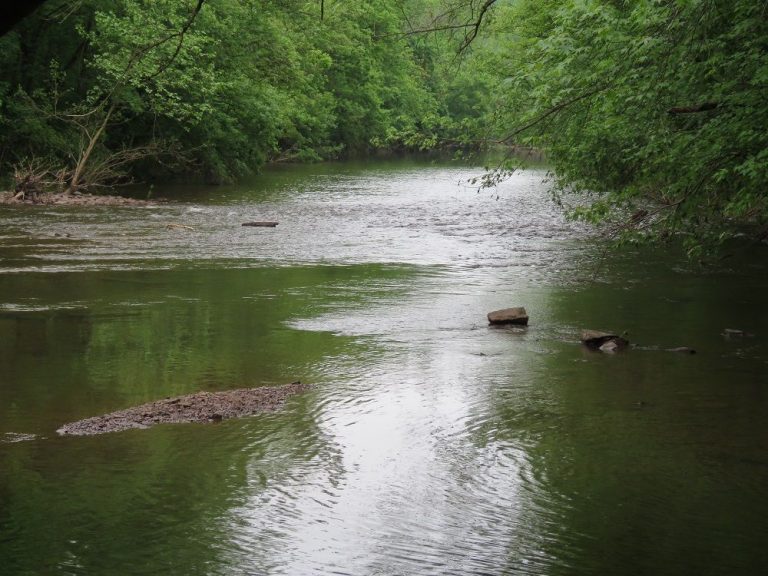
[470,0,768,251]
[0,0,484,186]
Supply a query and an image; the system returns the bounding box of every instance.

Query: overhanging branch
[458,0,497,52]
[375,0,497,52]
[144,0,206,80]
[500,85,609,143]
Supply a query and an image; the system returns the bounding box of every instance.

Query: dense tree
[0,0,472,188]
[473,0,768,250]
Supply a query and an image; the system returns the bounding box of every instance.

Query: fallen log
[57,381,310,436]
[242,221,278,227]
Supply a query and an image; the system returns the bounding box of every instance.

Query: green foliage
[0,0,478,184]
[478,0,768,245]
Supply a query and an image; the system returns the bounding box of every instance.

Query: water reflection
[0,164,586,276]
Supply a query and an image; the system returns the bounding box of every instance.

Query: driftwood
[242,221,278,227]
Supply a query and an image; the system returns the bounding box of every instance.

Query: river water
[1,159,767,575]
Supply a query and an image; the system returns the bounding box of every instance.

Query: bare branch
[458,0,497,53]
[375,0,497,52]
[145,0,206,81]
[500,86,609,143]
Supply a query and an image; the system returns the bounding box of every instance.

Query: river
[1,159,767,575]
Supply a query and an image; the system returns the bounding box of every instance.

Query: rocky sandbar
[57,382,310,436]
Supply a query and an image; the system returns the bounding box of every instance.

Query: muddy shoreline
[57,382,311,436]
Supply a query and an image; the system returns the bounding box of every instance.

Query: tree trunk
[68,103,115,194]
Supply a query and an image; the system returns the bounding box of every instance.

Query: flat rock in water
[488,307,529,326]
[57,382,310,436]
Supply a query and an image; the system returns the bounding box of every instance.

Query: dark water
[1,159,767,575]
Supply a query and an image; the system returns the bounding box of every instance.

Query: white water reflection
[206,163,585,574]
[0,167,588,281]
[220,268,566,574]
[227,368,538,575]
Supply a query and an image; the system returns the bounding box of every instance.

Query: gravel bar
[57,382,311,436]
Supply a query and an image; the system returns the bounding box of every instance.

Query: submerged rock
[57,381,310,436]
[581,330,629,352]
[598,339,626,353]
[488,307,529,326]
[1,432,38,443]
[666,346,696,354]
[722,328,753,338]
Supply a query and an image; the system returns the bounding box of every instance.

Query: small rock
[598,339,626,353]
[1,432,37,443]
[581,330,623,346]
[581,329,629,352]
[488,307,529,326]
[722,328,753,338]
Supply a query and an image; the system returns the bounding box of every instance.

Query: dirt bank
[57,382,311,436]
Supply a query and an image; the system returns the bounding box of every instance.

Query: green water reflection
[0,264,407,575]
[480,251,768,575]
